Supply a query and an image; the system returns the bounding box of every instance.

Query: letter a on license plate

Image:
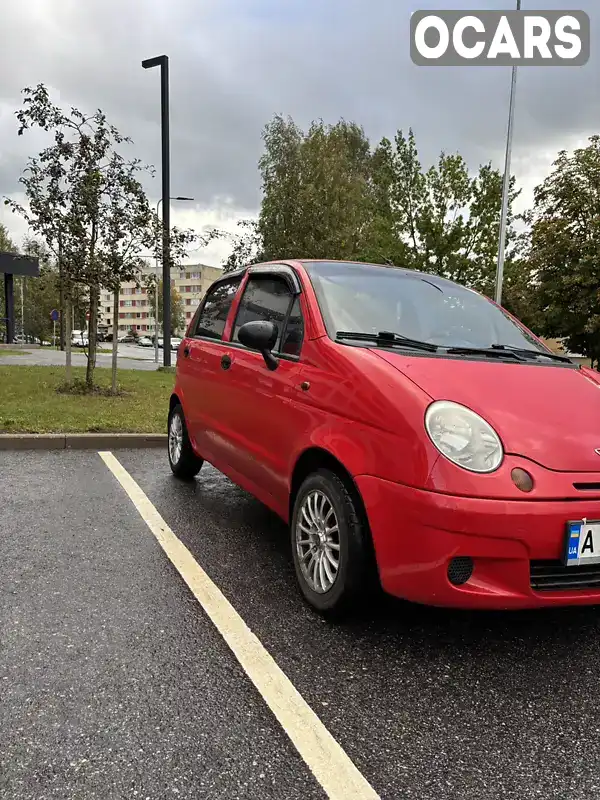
[565,519,600,566]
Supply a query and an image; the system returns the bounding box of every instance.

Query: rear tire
[290,469,374,618]
[168,404,203,480]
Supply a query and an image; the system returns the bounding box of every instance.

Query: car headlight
[424,400,503,473]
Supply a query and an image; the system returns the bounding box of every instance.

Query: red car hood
[374,351,600,473]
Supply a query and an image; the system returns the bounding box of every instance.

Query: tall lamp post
[154,195,195,364]
[142,54,172,365]
[494,0,521,306]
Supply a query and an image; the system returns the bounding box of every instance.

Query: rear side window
[232,276,294,352]
[194,278,241,340]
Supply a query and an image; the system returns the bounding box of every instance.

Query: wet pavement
[3,448,600,799]
[0,344,177,371]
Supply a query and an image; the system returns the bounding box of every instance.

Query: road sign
[50,309,59,322]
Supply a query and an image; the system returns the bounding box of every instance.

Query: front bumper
[356,475,600,609]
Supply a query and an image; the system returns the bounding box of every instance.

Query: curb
[0,433,167,451]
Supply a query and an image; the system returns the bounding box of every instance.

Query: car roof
[220,259,459,281]
[294,260,460,284]
[211,258,483,299]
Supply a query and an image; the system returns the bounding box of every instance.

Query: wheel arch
[289,447,368,532]
[169,392,181,415]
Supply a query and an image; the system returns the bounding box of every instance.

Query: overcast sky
[0,0,597,266]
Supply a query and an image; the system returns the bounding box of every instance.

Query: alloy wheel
[295,490,340,594]
[169,412,183,465]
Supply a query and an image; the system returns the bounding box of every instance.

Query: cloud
[0,0,598,263]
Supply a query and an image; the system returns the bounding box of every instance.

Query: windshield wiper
[445,345,527,361]
[335,332,573,363]
[336,330,438,352]
[489,344,573,363]
[445,345,572,363]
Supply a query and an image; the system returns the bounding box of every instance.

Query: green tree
[0,221,15,252]
[221,115,380,269]
[99,154,159,392]
[256,115,302,259]
[378,129,523,300]
[147,280,185,335]
[223,219,263,273]
[23,272,60,344]
[5,84,157,388]
[221,117,527,315]
[525,135,600,366]
[257,115,376,261]
[19,237,58,343]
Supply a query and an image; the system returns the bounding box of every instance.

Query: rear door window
[193,278,241,340]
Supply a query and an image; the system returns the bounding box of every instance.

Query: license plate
[564,519,600,566]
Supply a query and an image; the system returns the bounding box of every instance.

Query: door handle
[183,346,190,358]
[221,354,232,370]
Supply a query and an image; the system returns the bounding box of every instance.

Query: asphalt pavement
[3,448,600,799]
[0,344,176,370]
[0,451,321,800]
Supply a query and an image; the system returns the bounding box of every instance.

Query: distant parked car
[171,337,182,352]
[71,330,88,347]
[138,336,153,347]
[120,334,138,344]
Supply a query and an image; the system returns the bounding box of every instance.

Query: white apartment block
[98,263,222,337]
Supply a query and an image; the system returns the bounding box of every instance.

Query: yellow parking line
[98,451,380,800]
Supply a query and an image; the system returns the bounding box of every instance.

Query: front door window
[232,276,304,357]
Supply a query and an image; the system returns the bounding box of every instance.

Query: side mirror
[238,320,279,371]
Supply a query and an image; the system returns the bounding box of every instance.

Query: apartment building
[175,263,222,330]
[98,262,222,337]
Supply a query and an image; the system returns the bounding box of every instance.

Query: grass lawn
[0,365,175,433]
[0,350,31,356]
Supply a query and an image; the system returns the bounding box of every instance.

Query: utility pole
[494,0,521,307]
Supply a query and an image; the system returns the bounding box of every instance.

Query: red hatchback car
[168,259,600,616]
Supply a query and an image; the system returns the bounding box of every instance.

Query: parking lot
[3,448,600,799]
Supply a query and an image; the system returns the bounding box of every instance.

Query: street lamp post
[494,0,521,307]
[142,54,172,365]
[154,196,194,364]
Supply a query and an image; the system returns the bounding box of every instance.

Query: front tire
[291,469,374,617]
[168,404,203,479]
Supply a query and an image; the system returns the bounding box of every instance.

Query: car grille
[530,560,600,592]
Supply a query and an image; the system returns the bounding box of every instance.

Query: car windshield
[302,261,547,353]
